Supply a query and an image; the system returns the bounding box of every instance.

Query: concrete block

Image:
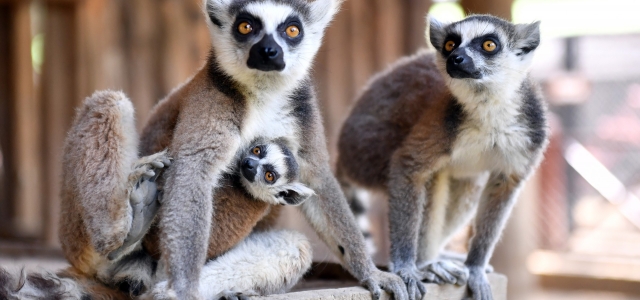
[254,273,507,300]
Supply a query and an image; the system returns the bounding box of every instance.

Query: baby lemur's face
[239,142,314,206]
[428,15,540,84]
[204,0,339,86]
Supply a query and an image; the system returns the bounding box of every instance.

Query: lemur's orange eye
[483,40,497,52]
[238,22,253,34]
[285,25,300,38]
[265,171,275,182]
[444,40,456,52]
[252,147,261,155]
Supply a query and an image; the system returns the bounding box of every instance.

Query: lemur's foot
[438,251,494,273]
[108,151,172,260]
[419,260,469,286]
[465,266,493,300]
[391,267,424,300]
[143,281,202,300]
[214,291,257,300]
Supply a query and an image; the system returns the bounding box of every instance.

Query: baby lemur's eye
[444,40,456,52]
[482,40,497,52]
[238,22,253,35]
[252,146,261,155]
[286,25,300,38]
[265,171,275,182]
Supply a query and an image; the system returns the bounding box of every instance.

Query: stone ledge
[254,273,507,300]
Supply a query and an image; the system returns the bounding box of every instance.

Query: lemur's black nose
[261,47,279,59]
[446,49,482,79]
[241,158,258,182]
[247,34,285,72]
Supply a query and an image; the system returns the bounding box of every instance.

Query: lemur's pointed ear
[203,0,233,27]
[514,21,541,55]
[309,0,342,29]
[277,183,315,206]
[427,15,447,51]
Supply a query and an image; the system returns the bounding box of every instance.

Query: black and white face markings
[204,0,338,87]
[239,140,314,206]
[429,15,540,81]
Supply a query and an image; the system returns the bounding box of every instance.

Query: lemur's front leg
[465,173,522,300]
[108,151,172,260]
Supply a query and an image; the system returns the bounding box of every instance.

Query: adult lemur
[337,15,547,300]
[138,0,404,298]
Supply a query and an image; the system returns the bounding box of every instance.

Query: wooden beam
[40,1,79,246]
[459,0,514,20]
[0,1,43,239]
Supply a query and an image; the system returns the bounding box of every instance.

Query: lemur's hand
[361,269,409,300]
[465,265,493,300]
[392,266,425,300]
[108,151,172,260]
[420,260,469,286]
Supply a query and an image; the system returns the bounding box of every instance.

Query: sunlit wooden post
[0,0,43,239]
[40,0,84,246]
[459,0,513,20]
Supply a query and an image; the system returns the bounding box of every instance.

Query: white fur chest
[239,91,300,152]
[449,98,533,178]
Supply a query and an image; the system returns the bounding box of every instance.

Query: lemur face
[428,15,540,83]
[204,0,339,86]
[239,142,314,206]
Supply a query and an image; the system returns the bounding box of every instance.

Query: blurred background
[1,0,640,299]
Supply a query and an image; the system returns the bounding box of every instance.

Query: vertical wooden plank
[41,2,79,246]
[318,5,353,162]
[404,0,432,54]
[374,0,404,67]
[0,1,42,239]
[349,0,377,91]
[123,0,162,128]
[12,0,42,237]
[459,0,514,20]
[0,3,16,239]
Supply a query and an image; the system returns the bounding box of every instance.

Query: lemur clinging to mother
[338,15,548,300]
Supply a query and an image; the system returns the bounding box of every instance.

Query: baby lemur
[337,15,547,300]
[0,91,314,299]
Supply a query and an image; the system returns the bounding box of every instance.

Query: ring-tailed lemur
[337,14,548,300]
[0,94,314,299]
[135,0,406,298]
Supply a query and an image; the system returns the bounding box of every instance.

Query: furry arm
[298,99,408,300]
[157,97,240,300]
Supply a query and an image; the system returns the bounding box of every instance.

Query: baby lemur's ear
[427,15,448,51]
[513,21,541,55]
[276,183,315,206]
[203,0,233,27]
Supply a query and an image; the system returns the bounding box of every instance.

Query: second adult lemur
[337,15,548,300]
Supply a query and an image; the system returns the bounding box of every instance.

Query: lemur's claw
[466,266,493,300]
[363,269,410,300]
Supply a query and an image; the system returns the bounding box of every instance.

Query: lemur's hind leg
[147,230,312,300]
[417,173,487,285]
[62,90,169,296]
